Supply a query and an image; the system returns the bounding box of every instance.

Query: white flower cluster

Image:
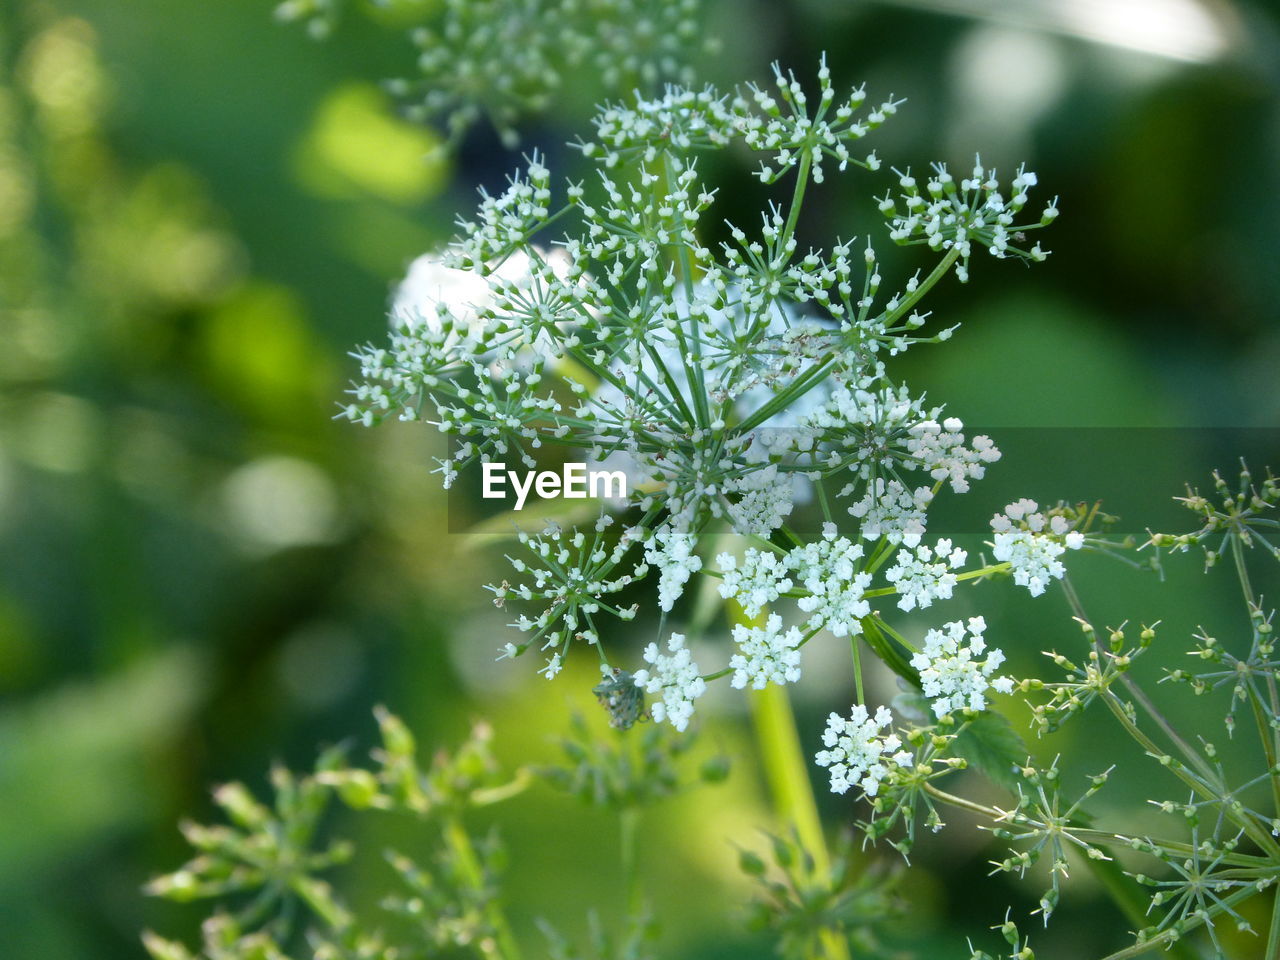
[283,0,711,148]
[772,381,998,545]
[815,704,912,796]
[911,616,1012,718]
[488,517,644,659]
[716,548,794,619]
[906,418,1001,493]
[633,632,706,731]
[340,61,1059,688]
[724,464,796,536]
[790,523,872,637]
[644,529,702,611]
[880,158,1056,281]
[341,307,472,432]
[884,538,967,612]
[848,478,933,548]
[717,523,870,638]
[729,613,803,690]
[450,156,555,269]
[990,499,1085,597]
[579,56,896,185]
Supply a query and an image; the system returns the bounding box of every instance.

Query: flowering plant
[146,9,1280,958]
[342,60,1065,711]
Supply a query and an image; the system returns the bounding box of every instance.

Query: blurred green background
[1,0,1278,957]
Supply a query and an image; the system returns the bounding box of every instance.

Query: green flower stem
[860,562,1011,600]
[620,805,643,915]
[749,681,852,960]
[470,768,535,807]
[1100,688,1280,860]
[889,246,961,323]
[444,816,523,960]
[779,151,812,249]
[921,783,1266,867]
[1266,884,1280,960]
[1096,883,1263,960]
[1231,534,1280,819]
[921,783,1222,960]
[730,602,851,960]
[1061,574,1218,787]
[663,151,711,430]
[851,633,865,706]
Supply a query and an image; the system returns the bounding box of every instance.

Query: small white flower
[730,613,803,689]
[848,479,933,547]
[788,523,870,637]
[633,633,706,731]
[906,418,1001,493]
[540,652,563,679]
[884,538,967,612]
[644,529,703,612]
[990,500,1084,597]
[910,617,1010,717]
[724,464,796,536]
[814,704,912,796]
[717,547,794,619]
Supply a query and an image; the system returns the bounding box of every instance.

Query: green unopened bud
[332,769,383,810]
[700,754,731,783]
[375,706,416,758]
[212,783,270,831]
[739,850,766,876]
[1000,919,1020,946]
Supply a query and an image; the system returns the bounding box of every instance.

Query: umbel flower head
[633,633,706,731]
[730,613,804,690]
[991,499,1085,597]
[911,616,1012,718]
[279,0,714,148]
[343,59,1063,731]
[814,704,912,797]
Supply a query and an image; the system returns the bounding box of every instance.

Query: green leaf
[890,687,931,724]
[860,618,920,687]
[951,711,1027,795]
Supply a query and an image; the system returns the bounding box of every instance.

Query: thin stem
[921,783,1266,868]
[860,562,1011,599]
[1061,574,1216,785]
[619,806,643,915]
[921,781,993,819]
[1096,883,1262,960]
[873,616,920,655]
[1233,534,1280,817]
[731,600,850,960]
[923,783,1248,960]
[779,152,812,248]
[663,152,710,429]
[1248,684,1280,820]
[1101,690,1280,858]
[748,681,852,960]
[1266,883,1280,960]
[444,816,523,960]
[851,634,865,706]
[471,768,535,806]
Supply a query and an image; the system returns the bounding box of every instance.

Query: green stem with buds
[443,816,524,960]
[749,682,852,960]
[921,784,1228,960]
[731,602,851,960]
